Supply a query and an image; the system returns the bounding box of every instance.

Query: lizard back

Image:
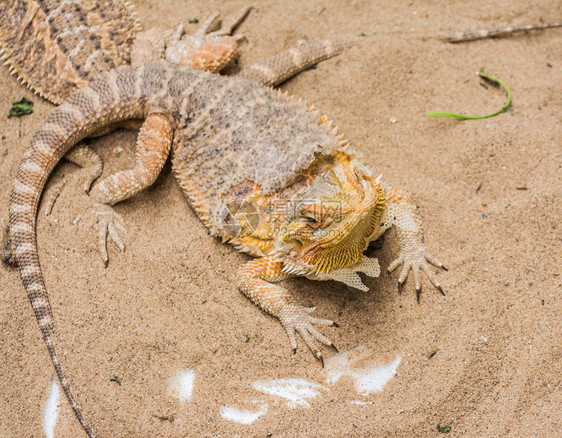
[165,65,344,235]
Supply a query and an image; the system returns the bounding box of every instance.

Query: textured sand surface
[1,1,560,436]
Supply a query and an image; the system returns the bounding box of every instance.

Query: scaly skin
[0,1,342,101]
[0,1,250,103]
[1,1,344,210]
[9,60,447,437]
[0,1,250,205]
[0,0,141,104]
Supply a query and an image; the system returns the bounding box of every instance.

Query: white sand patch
[220,403,268,424]
[253,378,326,408]
[325,345,401,395]
[168,369,195,402]
[43,378,60,438]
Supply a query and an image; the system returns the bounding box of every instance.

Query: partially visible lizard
[0,1,342,106]
[0,0,250,103]
[0,0,250,208]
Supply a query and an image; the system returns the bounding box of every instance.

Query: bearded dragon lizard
[9,59,447,437]
[5,5,447,438]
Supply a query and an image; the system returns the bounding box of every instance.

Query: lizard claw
[278,304,337,363]
[318,352,324,368]
[388,248,446,299]
[94,203,126,266]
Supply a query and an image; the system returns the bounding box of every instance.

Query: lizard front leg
[382,187,448,302]
[89,113,174,265]
[236,256,338,366]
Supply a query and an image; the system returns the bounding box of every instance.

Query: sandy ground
[1,1,561,437]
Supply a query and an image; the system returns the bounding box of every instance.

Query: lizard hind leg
[44,144,104,216]
[44,120,144,216]
[88,113,174,265]
[238,40,346,88]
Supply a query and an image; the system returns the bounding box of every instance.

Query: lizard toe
[279,304,337,362]
[390,249,447,299]
[94,203,126,265]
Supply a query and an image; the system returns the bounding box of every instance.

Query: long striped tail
[9,64,146,438]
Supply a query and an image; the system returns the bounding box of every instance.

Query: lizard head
[273,152,386,276]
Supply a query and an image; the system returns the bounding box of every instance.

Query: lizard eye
[305,216,320,226]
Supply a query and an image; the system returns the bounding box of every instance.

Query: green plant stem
[425,70,512,119]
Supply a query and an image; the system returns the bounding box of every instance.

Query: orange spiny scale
[385,186,412,204]
[234,236,276,257]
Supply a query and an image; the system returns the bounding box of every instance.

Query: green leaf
[425,71,512,120]
[188,18,199,24]
[8,97,34,118]
[437,424,451,433]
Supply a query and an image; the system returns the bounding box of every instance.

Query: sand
[1,1,560,436]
